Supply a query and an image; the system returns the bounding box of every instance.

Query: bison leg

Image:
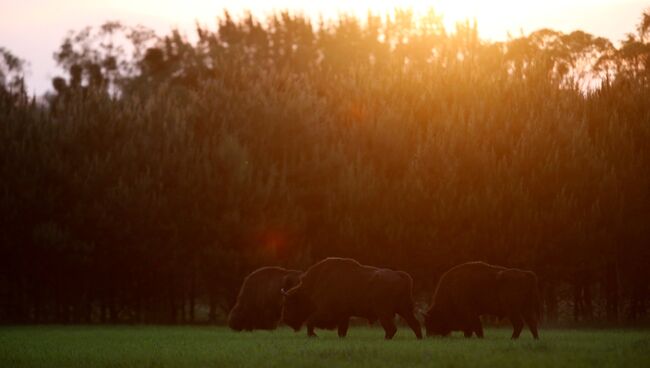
[460,312,481,338]
[397,310,422,339]
[379,315,397,340]
[474,323,484,338]
[523,313,539,339]
[307,324,318,337]
[470,316,484,338]
[509,314,524,339]
[337,318,350,338]
[243,320,253,332]
[306,320,318,338]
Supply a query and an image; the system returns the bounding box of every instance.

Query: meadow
[0,326,648,368]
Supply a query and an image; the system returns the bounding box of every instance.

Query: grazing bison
[424,261,540,339]
[228,267,301,331]
[281,257,422,339]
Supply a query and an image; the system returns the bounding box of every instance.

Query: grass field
[0,326,649,368]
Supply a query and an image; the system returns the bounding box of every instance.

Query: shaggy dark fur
[228,267,301,331]
[424,261,540,339]
[281,257,422,339]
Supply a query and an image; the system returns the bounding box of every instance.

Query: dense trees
[0,47,28,111]
[1,9,649,324]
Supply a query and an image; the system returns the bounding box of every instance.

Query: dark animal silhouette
[281,257,422,339]
[228,267,301,331]
[424,261,540,339]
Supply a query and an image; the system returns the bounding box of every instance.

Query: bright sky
[0,0,647,94]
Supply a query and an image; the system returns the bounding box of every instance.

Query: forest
[0,9,649,325]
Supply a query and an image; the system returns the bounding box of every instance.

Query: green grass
[0,326,648,368]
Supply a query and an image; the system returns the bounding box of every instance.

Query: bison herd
[228,258,540,340]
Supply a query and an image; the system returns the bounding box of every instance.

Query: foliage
[0,9,649,324]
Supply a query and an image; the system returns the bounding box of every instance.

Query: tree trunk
[189,271,196,323]
[208,292,217,324]
[180,295,186,324]
[544,281,558,323]
[573,283,583,322]
[628,281,648,321]
[583,284,593,320]
[168,286,178,324]
[135,294,142,324]
[108,290,118,323]
[605,263,619,322]
[100,300,107,324]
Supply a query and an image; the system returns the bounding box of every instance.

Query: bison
[228,266,301,331]
[424,261,540,339]
[281,257,422,339]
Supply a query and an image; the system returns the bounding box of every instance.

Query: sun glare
[119,0,619,40]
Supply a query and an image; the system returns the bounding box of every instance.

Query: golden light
[115,0,619,40]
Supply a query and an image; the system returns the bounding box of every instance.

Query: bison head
[281,284,312,331]
[227,306,245,332]
[282,272,301,291]
[424,307,451,337]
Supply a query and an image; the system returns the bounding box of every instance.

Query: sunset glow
[113,0,640,40]
[0,0,646,93]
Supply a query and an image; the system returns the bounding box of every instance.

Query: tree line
[0,9,649,324]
